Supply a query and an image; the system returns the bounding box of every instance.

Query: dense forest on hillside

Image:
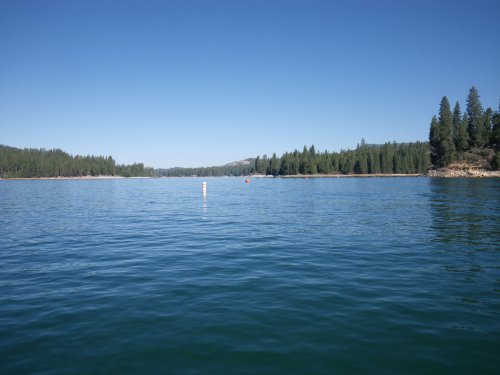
[252,141,431,176]
[429,87,500,169]
[0,145,154,178]
[156,161,254,177]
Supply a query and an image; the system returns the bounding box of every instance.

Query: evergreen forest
[156,162,254,177]
[251,141,430,176]
[429,86,500,169]
[154,141,431,177]
[1,86,498,178]
[0,145,154,178]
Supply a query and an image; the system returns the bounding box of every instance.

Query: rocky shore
[426,168,500,178]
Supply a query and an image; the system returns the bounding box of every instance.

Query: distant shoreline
[276,172,500,178]
[0,175,124,181]
[2,170,500,180]
[278,174,422,178]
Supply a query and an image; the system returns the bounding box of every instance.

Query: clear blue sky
[1,0,499,168]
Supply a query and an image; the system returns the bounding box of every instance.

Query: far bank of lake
[1,168,500,181]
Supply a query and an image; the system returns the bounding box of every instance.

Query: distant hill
[155,158,255,177]
[224,158,254,167]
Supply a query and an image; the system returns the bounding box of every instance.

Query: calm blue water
[1,177,499,374]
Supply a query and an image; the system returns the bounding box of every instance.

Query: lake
[1,177,499,374]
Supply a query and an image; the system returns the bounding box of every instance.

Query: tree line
[0,145,154,178]
[429,86,500,169]
[1,142,431,178]
[156,162,254,177]
[3,86,497,178]
[253,141,431,176]
[154,142,431,177]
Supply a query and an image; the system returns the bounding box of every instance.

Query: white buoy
[202,181,207,196]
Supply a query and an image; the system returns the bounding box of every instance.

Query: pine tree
[309,145,316,157]
[437,96,456,166]
[270,153,280,176]
[299,146,309,174]
[254,156,261,174]
[317,151,331,174]
[466,86,485,147]
[429,116,440,166]
[291,151,300,174]
[492,105,500,151]
[307,145,317,174]
[455,113,470,158]
[482,107,493,147]
[279,153,291,175]
[369,149,380,173]
[261,155,268,175]
[452,101,469,157]
[492,105,500,169]
[452,102,462,151]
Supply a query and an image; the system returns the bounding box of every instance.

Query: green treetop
[437,96,456,166]
[466,86,485,147]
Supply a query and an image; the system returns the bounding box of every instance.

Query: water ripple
[0,178,499,374]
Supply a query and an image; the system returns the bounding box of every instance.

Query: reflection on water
[429,178,500,250]
[202,195,208,219]
[428,178,500,321]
